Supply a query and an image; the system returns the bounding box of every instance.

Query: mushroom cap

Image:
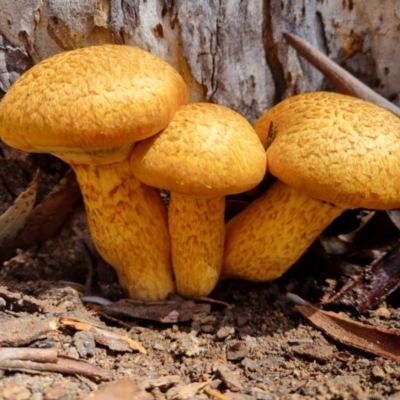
[0,44,189,164]
[131,103,267,197]
[255,91,400,209]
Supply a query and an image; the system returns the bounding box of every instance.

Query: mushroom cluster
[1,44,399,301]
[0,44,189,301]
[222,91,400,282]
[0,44,266,300]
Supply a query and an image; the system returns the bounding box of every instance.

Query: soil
[1,150,400,400]
[2,205,400,400]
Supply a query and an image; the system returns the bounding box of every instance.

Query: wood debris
[0,315,57,347]
[100,298,211,324]
[283,32,400,117]
[296,304,400,361]
[327,240,400,313]
[59,316,147,354]
[0,347,111,380]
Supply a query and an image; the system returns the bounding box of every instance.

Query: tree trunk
[1,0,399,124]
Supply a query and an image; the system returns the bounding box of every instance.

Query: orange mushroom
[131,103,266,298]
[222,92,400,281]
[0,45,189,300]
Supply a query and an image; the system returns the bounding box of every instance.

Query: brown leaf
[296,304,400,361]
[59,316,147,354]
[327,240,400,313]
[101,298,211,323]
[0,171,39,243]
[0,169,80,262]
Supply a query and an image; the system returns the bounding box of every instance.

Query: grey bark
[0,0,399,123]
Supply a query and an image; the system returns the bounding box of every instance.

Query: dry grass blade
[283,32,400,117]
[296,304,400,361]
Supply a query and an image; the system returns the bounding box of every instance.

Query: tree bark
[1,0,399,123]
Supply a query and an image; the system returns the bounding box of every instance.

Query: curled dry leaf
[0,169,80,262]
[0,170,39,243]
[296,304,400,361]
[327,240,400,313]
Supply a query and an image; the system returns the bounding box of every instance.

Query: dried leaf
[296,304,400,361]
[0,171,39,243]
[0,169,80,262]
[101,298,211,323]
[59,316,147,354]
[327,240,400,313]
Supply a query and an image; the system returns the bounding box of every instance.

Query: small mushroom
[131,103,266,298]
[0,45,189,300]
[222,91,400,281]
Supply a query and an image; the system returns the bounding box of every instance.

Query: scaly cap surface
[131,103,267,197]
[0,45,189,164]
[255,92,400,209]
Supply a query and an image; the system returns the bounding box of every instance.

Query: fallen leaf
[0,171,39,243]
[59,316,147,354]
[101,298,211,323]
[0,286,44,313]
[296,304,400,361]
[0,169,81,262]
[327,240,400,313]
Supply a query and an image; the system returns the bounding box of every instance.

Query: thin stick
[283,32,400,117]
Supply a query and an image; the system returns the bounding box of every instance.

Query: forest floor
[2,150,400,399]
[2,206,400,400]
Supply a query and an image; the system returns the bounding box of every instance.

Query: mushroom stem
[283,32,400,117]
[169,193,225,298]
[222,180,343,281]
[72,159,175,301]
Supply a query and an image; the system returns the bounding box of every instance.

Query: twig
[0,347,111,380]
[283,32,400,117]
